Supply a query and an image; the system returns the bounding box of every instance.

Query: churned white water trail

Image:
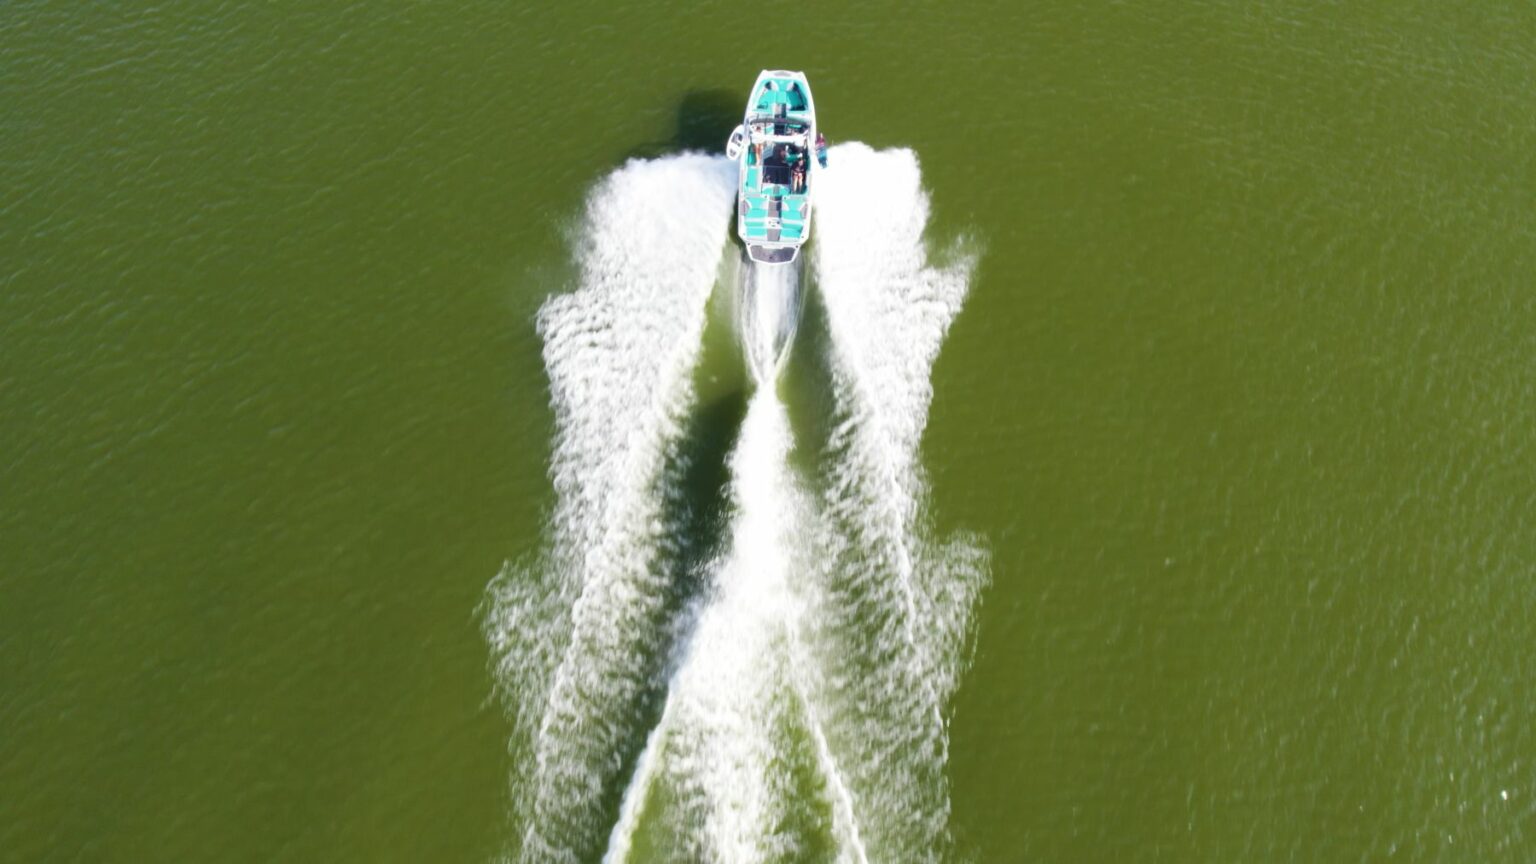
[795,142,990,860]
[653,392,819,859]
[602,697,673,863]
[485,143,985,864]
[605,391,866,863]
[482,153,737,863]
[740,260,802,381]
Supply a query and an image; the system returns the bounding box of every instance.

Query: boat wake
[738,258,803,382]
[484,144,987,864]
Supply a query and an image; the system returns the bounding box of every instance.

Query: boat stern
[746,244,798,265]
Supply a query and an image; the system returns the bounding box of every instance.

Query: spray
[738,257,805,384]
[486,144,986,864]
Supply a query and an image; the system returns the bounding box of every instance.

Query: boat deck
[740,76,813,245]
[740,167,809,243]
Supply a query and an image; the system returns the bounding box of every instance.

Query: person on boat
[786,146,806,192]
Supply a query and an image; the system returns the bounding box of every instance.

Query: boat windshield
[749,118,807,136]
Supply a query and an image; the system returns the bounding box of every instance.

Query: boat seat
[757,85,799,111]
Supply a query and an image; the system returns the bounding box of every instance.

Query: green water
[4,2,1534,861]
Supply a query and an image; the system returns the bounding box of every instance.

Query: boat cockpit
[749,141,809,192]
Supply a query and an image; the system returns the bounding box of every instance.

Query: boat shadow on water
[624,89,742,160]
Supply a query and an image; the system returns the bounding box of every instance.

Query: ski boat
[725,71,828,265]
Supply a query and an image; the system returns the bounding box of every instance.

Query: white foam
[486,144,986,864]
[740,261,803,381]
[660,392,813,859]
[601,696,673,863]
[483,152,737,862]
[603,389,868,863]
[795,142,991,860]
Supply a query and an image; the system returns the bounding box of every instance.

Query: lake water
[4,2,1533,861]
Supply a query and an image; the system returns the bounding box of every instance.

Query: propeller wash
[483,143,988,864]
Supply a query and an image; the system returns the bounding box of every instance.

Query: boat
[725,71,828,265]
